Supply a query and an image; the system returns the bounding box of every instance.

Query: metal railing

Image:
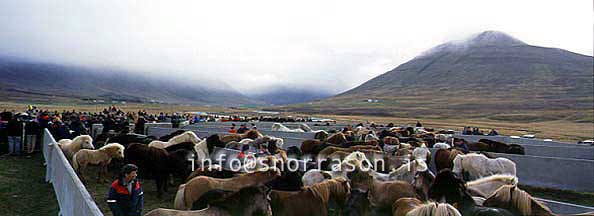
[42,129,103,216]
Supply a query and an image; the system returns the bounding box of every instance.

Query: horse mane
[466,174,518,187]
[406,202,461,216]
[72,135,94,148]
[100,143,123,151]
[99,143,124,157]
[486,185,552,215]
[73,135,92,142]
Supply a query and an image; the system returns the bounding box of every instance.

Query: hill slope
[0,57,260,106]
[280,31,594,121]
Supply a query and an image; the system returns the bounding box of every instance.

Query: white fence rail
[42,129,103,216]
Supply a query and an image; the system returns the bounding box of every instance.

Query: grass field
[0,154,58,216]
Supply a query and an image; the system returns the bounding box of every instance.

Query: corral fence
[42,129,103,216]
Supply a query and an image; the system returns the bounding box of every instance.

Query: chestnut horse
[270,178,351,216]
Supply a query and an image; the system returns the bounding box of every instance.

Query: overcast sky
[1,0,592,94]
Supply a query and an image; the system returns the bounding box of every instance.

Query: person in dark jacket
[134,117,146,134]
[237,124,248,134]
[6,115,24,155]
[416,121,422,127]
[25,120,40,154]
[107,164,144,216]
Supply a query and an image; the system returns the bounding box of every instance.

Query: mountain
[280,31,594,120]
[248,86,333,105]
[0,57,260,106]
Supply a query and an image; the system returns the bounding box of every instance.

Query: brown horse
[483,185,554,216]
[327,132,348,145]
[270,177,351,216]
[434,148,464,172]
[220,130,263,143]
[342,166,420,214]
[146,185,272,216]
[368,178,419,211]
[300,139,335,155]
[174,168,281,210]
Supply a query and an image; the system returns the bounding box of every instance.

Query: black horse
[478,139,525,155]
[125,143,194,197]
[429,169,515,216]
[106,133,155,148]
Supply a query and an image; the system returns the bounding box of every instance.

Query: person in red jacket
[107,164,144,216]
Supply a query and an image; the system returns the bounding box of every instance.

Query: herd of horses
[54,123,590,216]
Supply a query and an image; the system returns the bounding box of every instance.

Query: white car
[522,134,536,139]
[578,139,594,146]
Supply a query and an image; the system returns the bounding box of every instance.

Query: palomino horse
[72,143,124,183]
[148,131,201,149]
[429,170,515,216]
[146,186,272,216]
[270,178,351,216]
[58,135,95,161]
[174,168,281,210]
[452,153,516,181]
[392,197,461,216]
[466,174,518,198]
[483,185,554,216]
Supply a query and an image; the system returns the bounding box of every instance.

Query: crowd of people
[462,126,499,136]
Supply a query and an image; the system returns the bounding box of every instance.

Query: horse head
[75,135,95,150]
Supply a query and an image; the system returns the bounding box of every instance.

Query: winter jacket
[107,178,144,216]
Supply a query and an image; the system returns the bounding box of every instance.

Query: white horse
[302,151,372,186]
[58,135,95,161]
[433,142,451,149]
[193,139,210,163]
[271,123,305,132]
[412,144,430,161]
[365,133,379,142]
[452,153,516,181]
[466,174,518,198]
[298,123,326,134]
[148,131,201,149]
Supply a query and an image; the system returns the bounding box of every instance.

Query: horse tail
[174,184,187,210]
